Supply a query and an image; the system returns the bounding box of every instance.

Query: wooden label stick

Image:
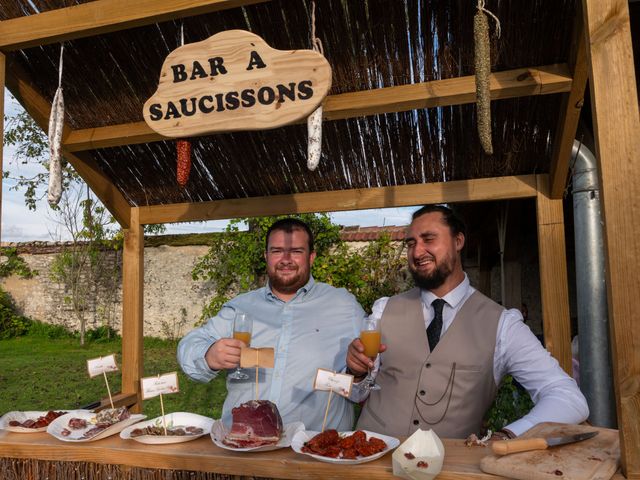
[321,389,333,433]
[103,370,114,409]
[159,391,167,435]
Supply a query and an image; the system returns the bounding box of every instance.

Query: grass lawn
[0,336,228,419]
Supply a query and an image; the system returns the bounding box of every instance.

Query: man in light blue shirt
[178,218,366,431]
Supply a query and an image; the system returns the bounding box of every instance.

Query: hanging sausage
[48,46,65,207]
[176,139,192,187]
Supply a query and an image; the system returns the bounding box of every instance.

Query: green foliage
[312,233,408,312]
[84,325,119,342]
[484,375,534,432]
[0,287,32,339]
[27,319,75,339]
[0,247,37,279]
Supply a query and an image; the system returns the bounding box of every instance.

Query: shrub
[0,288,32,339]
[484,375,534,432]
[85,325,119,342]
[28,319,74,339]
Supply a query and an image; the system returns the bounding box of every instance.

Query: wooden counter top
[0,429,498,479]
[0,430,626,479]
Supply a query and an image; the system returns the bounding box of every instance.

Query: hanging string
[476,0,501,38]
[57,44,64,88]
[310,1,324,55]
[180,21,185,46]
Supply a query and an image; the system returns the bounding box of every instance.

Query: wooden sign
[140,372,180,400]
[313,368,353,398]
[240,347,275,368]
[86,354,118,378]
[143,29,332,138]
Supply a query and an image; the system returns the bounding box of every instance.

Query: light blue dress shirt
[177,276,366,431]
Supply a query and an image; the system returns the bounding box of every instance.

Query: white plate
[120,412,214,444]
[47,410,146,442]
[0,410,91,433]
[291,430,400,464]
[211,419,305,452]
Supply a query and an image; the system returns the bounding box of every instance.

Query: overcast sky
[2,89,413,243]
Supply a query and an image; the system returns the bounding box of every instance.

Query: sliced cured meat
[95,406,130,424]
[68,418,87,430]
[7,411,66,429]
[222,400,283,448]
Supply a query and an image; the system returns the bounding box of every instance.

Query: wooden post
[582,1,640,476]
[121,207,143,413]
[0,52,5,242]
[535,175,572,375]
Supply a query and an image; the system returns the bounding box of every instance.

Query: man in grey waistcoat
[347,204,588,440]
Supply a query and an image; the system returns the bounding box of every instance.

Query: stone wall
[1,243,216,339]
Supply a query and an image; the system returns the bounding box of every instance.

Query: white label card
[141,372,180,400]
[87,354,118,378]
[313,368,353,398]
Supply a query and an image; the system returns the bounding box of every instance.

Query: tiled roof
[339,226,407,242]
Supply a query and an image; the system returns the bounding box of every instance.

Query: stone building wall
[1,243,216,339]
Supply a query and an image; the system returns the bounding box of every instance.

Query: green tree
[49,184,122,345]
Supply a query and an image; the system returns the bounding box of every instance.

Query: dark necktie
[427,299,446,351]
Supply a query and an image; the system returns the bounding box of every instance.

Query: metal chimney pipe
[571,140,616,427]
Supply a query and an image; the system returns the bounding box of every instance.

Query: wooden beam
[63,64,573,152]
[582,0,640,477]
[535,174,572,375]
[0,0,269,51]
[0,52,5,242]
[95,392,138,411]
[4,57,131,227]
[549,12,589,198]
[138,175,538,225]
[121,208,144,414]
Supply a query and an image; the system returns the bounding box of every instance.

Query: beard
[410,257,454,291]
[269,266,309,293]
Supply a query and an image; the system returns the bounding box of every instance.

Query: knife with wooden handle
[492,431,598,456]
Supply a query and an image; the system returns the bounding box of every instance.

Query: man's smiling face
[405,211,464,292]
[265,228,315,298]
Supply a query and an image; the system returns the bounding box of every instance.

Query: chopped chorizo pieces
[301,430,387,459]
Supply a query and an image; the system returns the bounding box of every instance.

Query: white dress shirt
[352,274,589,436]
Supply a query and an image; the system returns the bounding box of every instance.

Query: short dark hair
[411,204,466,237]
[265,218,315,252]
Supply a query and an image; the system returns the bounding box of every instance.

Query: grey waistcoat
[357,287,502,439]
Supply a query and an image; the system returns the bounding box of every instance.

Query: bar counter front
[1,429,627,480]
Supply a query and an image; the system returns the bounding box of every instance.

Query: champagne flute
[228,312,252,380]
[359,315,381,391]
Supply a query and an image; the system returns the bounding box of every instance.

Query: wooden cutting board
[480,422,619,480]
